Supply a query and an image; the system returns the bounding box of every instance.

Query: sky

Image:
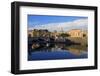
[28,15,88,32]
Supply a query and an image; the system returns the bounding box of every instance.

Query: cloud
[28,18,88,32]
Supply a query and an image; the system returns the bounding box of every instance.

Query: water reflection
[28,43,87,56]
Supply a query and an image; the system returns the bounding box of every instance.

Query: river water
[28,43,88,61]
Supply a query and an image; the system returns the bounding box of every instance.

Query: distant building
[28,29,87,38]
[28,30,33,37]
[28,29,39,37]
[67,29,87,38]
[28,29,50,37]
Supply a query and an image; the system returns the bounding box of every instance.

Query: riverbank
[67,37,87,46]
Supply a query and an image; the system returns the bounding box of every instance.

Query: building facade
[67,29,87,38]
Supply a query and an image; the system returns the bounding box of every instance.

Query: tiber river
[28,43,88,61]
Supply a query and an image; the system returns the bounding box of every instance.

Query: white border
[20,6,95,70]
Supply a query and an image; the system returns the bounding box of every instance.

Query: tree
[83,33,86,37]
[60,33,70,38]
